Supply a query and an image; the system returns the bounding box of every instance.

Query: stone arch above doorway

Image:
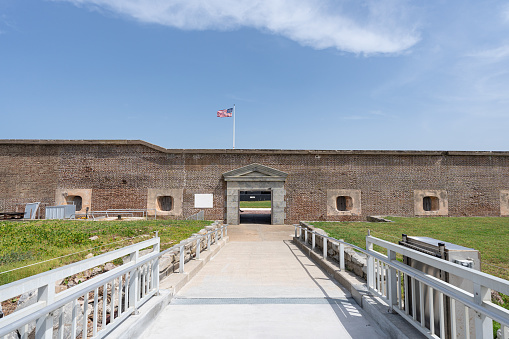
[223,163,288,225]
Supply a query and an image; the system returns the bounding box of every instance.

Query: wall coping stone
[2,139,508,156]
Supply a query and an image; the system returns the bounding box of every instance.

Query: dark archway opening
[239,190,271,224]
[66,195,83,212]
[423,196,439,211]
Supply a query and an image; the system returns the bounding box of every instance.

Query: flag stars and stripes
[217,108,233,117]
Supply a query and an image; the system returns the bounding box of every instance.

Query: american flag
[217,108,233,117]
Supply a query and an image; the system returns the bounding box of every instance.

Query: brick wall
[1,141,508,223]
[0,144,59,214]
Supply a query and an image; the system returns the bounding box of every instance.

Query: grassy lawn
[311,217,509,281]
[0,219,210,285]
[239,201,271,208]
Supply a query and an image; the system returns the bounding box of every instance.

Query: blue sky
[1,1,509,150]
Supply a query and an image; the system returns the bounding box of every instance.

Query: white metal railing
[294,225,509,339]
[86,209,157,220]
[186,210,204,221]
[0,224,228,339]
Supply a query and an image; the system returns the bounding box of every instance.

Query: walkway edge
[293,237,425,339]
[107,236,229,339]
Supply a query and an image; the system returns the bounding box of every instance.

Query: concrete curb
[293,237,425,339]
[108,236,229,339]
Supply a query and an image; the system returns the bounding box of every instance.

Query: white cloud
[341,115,369,120]
[467,45,509,62]
[56,0,420,54]
[341,110,393,120]
[503,4,509,22]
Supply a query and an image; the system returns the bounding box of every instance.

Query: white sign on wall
[194,194,213,208]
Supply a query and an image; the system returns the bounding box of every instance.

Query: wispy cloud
[55,0,420,54]
[0,14,15,35]
[467,45,509,62]
[341,115,369,120]
[503,4,509,22]
[341,110,392,120]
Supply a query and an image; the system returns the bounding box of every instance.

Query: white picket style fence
[0,224,228,339]
[294,225,509,339]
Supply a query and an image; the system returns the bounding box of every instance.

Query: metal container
[400,235,481,339]
[45,205,76,219]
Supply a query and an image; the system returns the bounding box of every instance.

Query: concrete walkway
[141,224,386,339]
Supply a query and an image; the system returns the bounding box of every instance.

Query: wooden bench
[0,212,25,220]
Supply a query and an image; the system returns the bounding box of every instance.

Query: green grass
[0,219,210,285]
[239,201,271,208]
[312,217,509,280]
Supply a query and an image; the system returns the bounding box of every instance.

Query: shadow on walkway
[141,224,386,338]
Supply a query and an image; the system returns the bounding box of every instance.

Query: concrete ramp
[141,224,386,338]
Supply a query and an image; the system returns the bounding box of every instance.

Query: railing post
[152,235,160,294]
[221,226,224,239]
[35,283,55,339]
[207,233,211,250]
[387,248,397,312]
[473,283,492,338]
[128,250,139,314]
[196,237,201,260]
[294,225,298,238]
[215,229,218,244]
[339,240,345,270]
[312,233,315,250]
[304,229,308,245]
[500,326,509,339]
[323,237,327,259]
[225,225,228,237]
[179,245,185,273]
[366,233,374,291]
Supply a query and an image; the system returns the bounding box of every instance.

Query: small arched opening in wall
[336,196,353,211]
[146,189,183,217]
[157,196,173,212]
[327,190,361,217]
[66,195,83,212]
[414,190,448,216]
[423,196,439,212]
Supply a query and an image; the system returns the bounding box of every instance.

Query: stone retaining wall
[299,221,368,280]
[158,221,224,279]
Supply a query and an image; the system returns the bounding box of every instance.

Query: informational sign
[194,194,213,208]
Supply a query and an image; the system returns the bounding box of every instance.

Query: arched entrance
[223,164,288,225]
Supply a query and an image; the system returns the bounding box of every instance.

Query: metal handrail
[88,209,157,220]
[0,237,159,300]
[367,235,509,295]
[0,251,159,337]
[293,224,509,339]
[0,223,228,339]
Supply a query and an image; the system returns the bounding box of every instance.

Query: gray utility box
[399,235,481,339]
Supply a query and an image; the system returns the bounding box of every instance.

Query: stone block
[226,195,238,203]
[501,190,509,216]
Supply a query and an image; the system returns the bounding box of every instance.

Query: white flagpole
[233,104,236,149]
